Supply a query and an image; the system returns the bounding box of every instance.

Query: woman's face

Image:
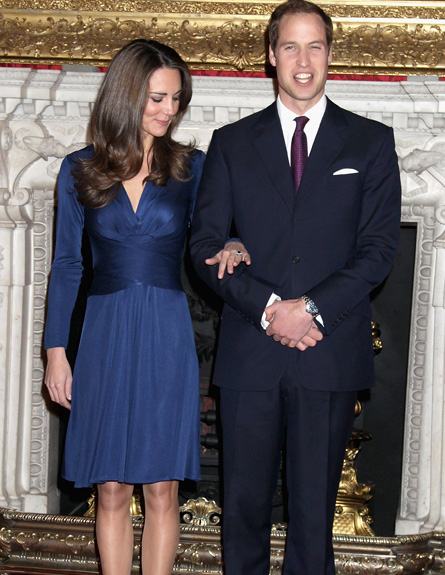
[142,66,182,147]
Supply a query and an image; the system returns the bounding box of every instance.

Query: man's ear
[328,46,333,65]
[269,45,277,67]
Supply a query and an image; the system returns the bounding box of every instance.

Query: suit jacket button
[292,256,301,264]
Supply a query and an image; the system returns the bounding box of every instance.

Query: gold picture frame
[0,2,444,75]
[0,0,445,71]
[0,0,445,76]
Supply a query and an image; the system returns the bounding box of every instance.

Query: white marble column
[0,69,97,512]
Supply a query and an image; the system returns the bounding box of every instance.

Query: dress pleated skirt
[62,283,201,488]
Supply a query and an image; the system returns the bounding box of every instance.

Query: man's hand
[264,298,323,350]
[205,241,251,279]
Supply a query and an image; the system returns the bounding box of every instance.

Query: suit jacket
[190,98,401,392]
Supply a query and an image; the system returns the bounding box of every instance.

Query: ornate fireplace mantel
[1,68,445,538]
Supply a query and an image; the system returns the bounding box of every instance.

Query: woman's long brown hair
[73,39,194,208]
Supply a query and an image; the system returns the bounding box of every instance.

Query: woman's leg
[141,480,179,575]
[96,482,135,575]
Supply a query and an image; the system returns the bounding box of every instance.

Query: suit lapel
[253,103,295,214]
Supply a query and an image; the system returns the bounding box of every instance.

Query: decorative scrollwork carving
[0,1,445,73]
[0,527,12,558]
[336,554,404,574]
[176,540,221,569]
[0,506,443,574]
[333,22,445,71]
[180,497,222,527]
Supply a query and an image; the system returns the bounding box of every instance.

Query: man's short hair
[269,0,333,53]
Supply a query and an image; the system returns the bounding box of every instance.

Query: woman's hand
[205,241,251,279]
[45,347,73,409]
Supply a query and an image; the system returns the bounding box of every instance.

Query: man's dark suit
[190,97,401,574]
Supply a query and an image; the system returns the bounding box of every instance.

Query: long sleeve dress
[44,145,204,488]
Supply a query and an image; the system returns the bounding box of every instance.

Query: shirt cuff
[315,313,324,326]
[261,292,281,329]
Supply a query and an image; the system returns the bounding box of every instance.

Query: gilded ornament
[176,540,221,567]
[372,322,383,354]
[336,554,404,574]
[0,506,443,573]
[180,497,221,527]
[0,527,11,557]
[0,0,445,73]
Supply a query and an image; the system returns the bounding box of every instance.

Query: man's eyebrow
[280,39,325,46]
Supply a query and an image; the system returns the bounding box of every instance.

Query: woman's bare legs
[141,480,179,575]
[96,482,135,575]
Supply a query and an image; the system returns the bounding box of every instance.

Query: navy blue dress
[45,145,204,488]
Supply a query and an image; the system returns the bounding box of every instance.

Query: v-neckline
[122,182,147,215]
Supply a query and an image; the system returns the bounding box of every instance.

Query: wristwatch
[302,295,319,317]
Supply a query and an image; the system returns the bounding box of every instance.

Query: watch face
[302,295,318,316]
[306,299,318,316]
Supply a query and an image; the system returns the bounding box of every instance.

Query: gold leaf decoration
[0,1,445,73]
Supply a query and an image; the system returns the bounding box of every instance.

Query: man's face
[269,12,332,115]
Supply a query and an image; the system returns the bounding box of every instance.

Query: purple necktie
[291,116,309,193]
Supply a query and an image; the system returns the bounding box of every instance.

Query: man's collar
[277,94,327,123]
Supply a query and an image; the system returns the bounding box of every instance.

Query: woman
[44,39,248,575]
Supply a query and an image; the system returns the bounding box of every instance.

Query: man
[190,1,401,573]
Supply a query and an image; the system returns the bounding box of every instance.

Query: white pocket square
[333,168,359,175]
